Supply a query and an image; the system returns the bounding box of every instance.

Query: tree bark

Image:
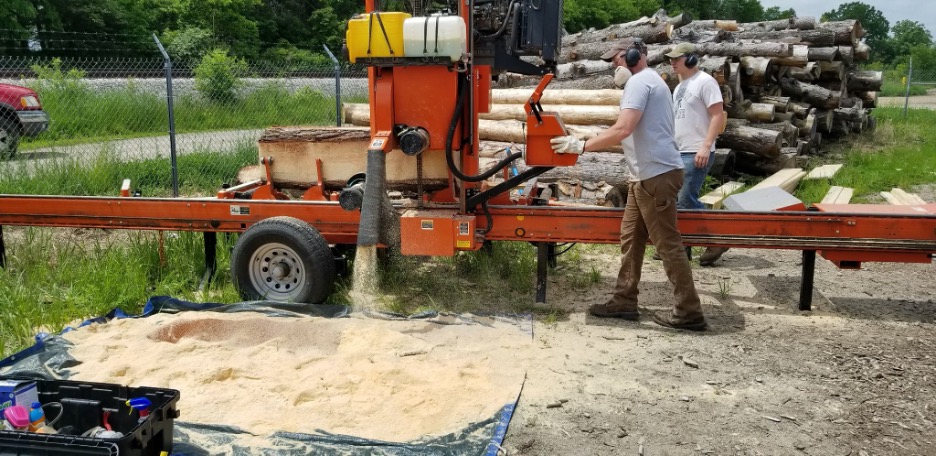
[813,109,835,133]
[738,18,794,32]
[758,95,791,112]
[846,70,883,92]
[807,47,839,61]
[818,20,865,44]
[733,28,836,46]
[698,55,730,85]
[694,41,793,58]
[771,45,809,67]
[780,78,839,109]
[740,102,776,122]
[710,148,736,179]
[837,45,855,65]
[839,96,863,109]
[717,124,783,157]
[833,106,866,122]
[788,101,811,118]
[740,56,775,86]
[855,91,877,108]
[728,62,742,104]
[817,61,845,81]
[854,41,871,61]
[679,20,739,32]
[734,150,797,175]
[671,28,730,44]
[491,88,621,106]
[787,62,819,82]
[792,16,816,30]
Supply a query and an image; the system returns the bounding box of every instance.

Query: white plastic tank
[403,15,466,62]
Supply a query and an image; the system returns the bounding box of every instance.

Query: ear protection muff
[684,52,699,68]
[624,40,643,68]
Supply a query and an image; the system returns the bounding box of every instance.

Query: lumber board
[750,168,805,191]
[890,188,927,205]
[820,186,853,204]
[805,164,843,180]
[699,181,745,209]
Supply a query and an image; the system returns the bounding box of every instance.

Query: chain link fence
[877,59,936,113]
[0,53,368,197]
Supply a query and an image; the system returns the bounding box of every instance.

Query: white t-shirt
[619,68,683,181]
[673,71,723,155]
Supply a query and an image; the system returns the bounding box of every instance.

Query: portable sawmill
[0,0,934,310]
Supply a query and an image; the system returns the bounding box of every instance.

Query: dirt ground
[501,242,936,456]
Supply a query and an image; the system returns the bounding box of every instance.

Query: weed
[717,277,732,300]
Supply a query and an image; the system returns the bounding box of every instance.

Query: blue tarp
[0,296,529,455]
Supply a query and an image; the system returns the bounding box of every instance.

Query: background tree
[714,0,764,23]
[763,6,795,21]
[563,0,661,34]
[887,20,933,65]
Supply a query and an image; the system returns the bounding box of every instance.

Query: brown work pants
[610,169,704,321]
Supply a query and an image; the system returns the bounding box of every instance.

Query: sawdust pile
[62,312,530,442]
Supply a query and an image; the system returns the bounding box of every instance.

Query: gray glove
[550,135,585,155]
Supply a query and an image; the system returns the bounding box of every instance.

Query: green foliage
[909,45,936,73]
[763,6,795,21]
[564,0,643,34]
[164,27,215,62]
[194,49,248,102]
[30,58,88,94]
[714,0,764,23]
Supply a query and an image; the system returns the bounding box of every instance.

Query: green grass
[880,81,928,97]
[0,229,242,358]
[794,107,936,204]
[20,81,366,147]
[0,143,257,197]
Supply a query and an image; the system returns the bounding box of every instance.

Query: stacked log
[495,9,879,176]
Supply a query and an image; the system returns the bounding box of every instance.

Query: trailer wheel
[0,116,19,160]
[231,216,336,303]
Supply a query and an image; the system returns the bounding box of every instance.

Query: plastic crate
[0,379,179,456]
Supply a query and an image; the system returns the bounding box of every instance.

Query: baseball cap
[599,39,646,62]
[664,42,696,59]
[600,42,628,62]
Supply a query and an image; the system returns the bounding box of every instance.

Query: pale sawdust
[62,312,531,442]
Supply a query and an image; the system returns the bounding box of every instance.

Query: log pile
[496,10,880,176]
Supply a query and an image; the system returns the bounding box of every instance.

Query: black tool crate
[0,379,179,456]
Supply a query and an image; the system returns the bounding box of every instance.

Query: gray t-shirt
[619,68,683,181]
[674,71,723,155]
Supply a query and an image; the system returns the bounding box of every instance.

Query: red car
[0,83,50,159]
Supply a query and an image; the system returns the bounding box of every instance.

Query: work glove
[550,135,585,155]
[613,66,632,89]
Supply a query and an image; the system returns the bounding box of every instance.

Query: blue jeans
[677,152,714,210]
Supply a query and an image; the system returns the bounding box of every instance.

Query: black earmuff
[685,52,699,68]
[624,40,643,68]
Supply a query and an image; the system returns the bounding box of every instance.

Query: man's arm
[584,108,643,152]
[694,102,724,168]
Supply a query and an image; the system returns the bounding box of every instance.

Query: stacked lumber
[496,9,879,176]
[880,188,927,205]
[821,186,854,204]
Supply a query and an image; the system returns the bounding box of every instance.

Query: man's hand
[694,147,711,168]
[550,136,585,155]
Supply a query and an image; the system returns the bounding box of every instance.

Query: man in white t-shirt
[666,42,729,266]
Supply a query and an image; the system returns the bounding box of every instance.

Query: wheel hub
[248,242,306,300]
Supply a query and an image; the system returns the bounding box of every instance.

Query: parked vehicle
[0,83,50,159]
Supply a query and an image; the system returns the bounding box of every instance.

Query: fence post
[903,56,913,118]
[153,34,180,197]
[323,45,341,127]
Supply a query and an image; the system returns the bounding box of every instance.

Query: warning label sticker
[421,220,433,230]
[458,221,470,236]
[230,205,250,215]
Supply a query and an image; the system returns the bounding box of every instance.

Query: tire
[0,115,19,160]
[231,216,336,303]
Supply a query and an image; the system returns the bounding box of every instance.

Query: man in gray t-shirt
[550,39,707,331]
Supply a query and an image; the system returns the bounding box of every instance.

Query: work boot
[699,247,729,266]
[589,300,640,320]
[651,311,707,331]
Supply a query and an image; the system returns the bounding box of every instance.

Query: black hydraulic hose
[446,79,523,182]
